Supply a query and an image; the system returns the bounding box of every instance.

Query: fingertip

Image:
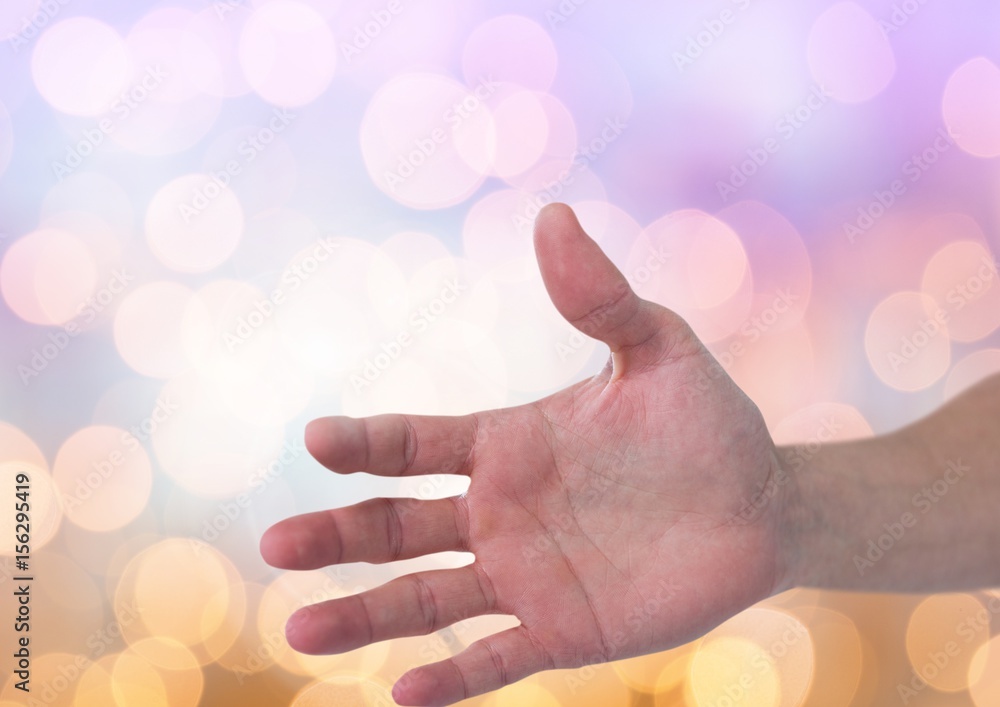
[304,416,331,462]
[258,526,281,567]
[393,668,451,707]
[285,607,330,655]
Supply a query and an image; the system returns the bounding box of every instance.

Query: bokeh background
[1,0,1000,705]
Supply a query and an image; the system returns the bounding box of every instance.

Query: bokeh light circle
[806,2,895,103]
[943,57,1000,158]
[114,282,209,378]
[145,174,245,273]
[1,228,98,325]
[360,73,494,209]
[239,0,337,107]
[462,15,558,92]
[291,674,396,707]
[943,349,1000,401]
[865,291,951,391]
[115,538,246,664]
[689,607,815,707]
[630,209,751,342]
[905,594,989,692]
[921,240,1000,342]
[31,18,133,116]
[969,634,1000,707]
[52,425,152,533]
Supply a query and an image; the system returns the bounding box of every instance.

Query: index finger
[305,413,481,477]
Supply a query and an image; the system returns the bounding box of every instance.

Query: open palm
[260,204,792,706]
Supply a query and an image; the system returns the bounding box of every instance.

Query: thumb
[533,203,698,376]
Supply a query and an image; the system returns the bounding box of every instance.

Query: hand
[260,203,794,706]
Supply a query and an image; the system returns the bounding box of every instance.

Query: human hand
[260,203,794,706]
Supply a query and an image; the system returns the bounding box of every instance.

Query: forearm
[777,374,1000,594]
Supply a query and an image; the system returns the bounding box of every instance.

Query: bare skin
[260,203,1000,706]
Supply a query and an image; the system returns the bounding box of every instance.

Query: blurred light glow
[1,228,98,325]
[184,7,253,97]
[114,282,209,379]
[52,425,152,533]
[797,607,863,706]
[943,349,1000,401]
[717,200,813,335]
[690,637,781,707]
[239,1,337,107]
[462,15,558,92]
[0,0,40,41]
[865,292,951,391]
[613,645,691,694]
[690,607,814,707]
[482,681,560,707]
[360,73,495,209]
[807,2,895,103]
[145,174,245,273]
[921,240,1000,342]
[630,209,752,342]
[906,594,988,692]
[0,421,47,468]
[117,538,245,664]
[462,189,539,271]
[31,18,133,116]
[484,268,597,393]
[110,651,170,706]
[76,655,120,707]
[969,634,1000,707]
[942,57,1000,158]
[150,371,287,498]
[489,90,550,179]
[127,7,220,103]
[119,637,204,706]
[772,402,874,447]
[291,675,396,707]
